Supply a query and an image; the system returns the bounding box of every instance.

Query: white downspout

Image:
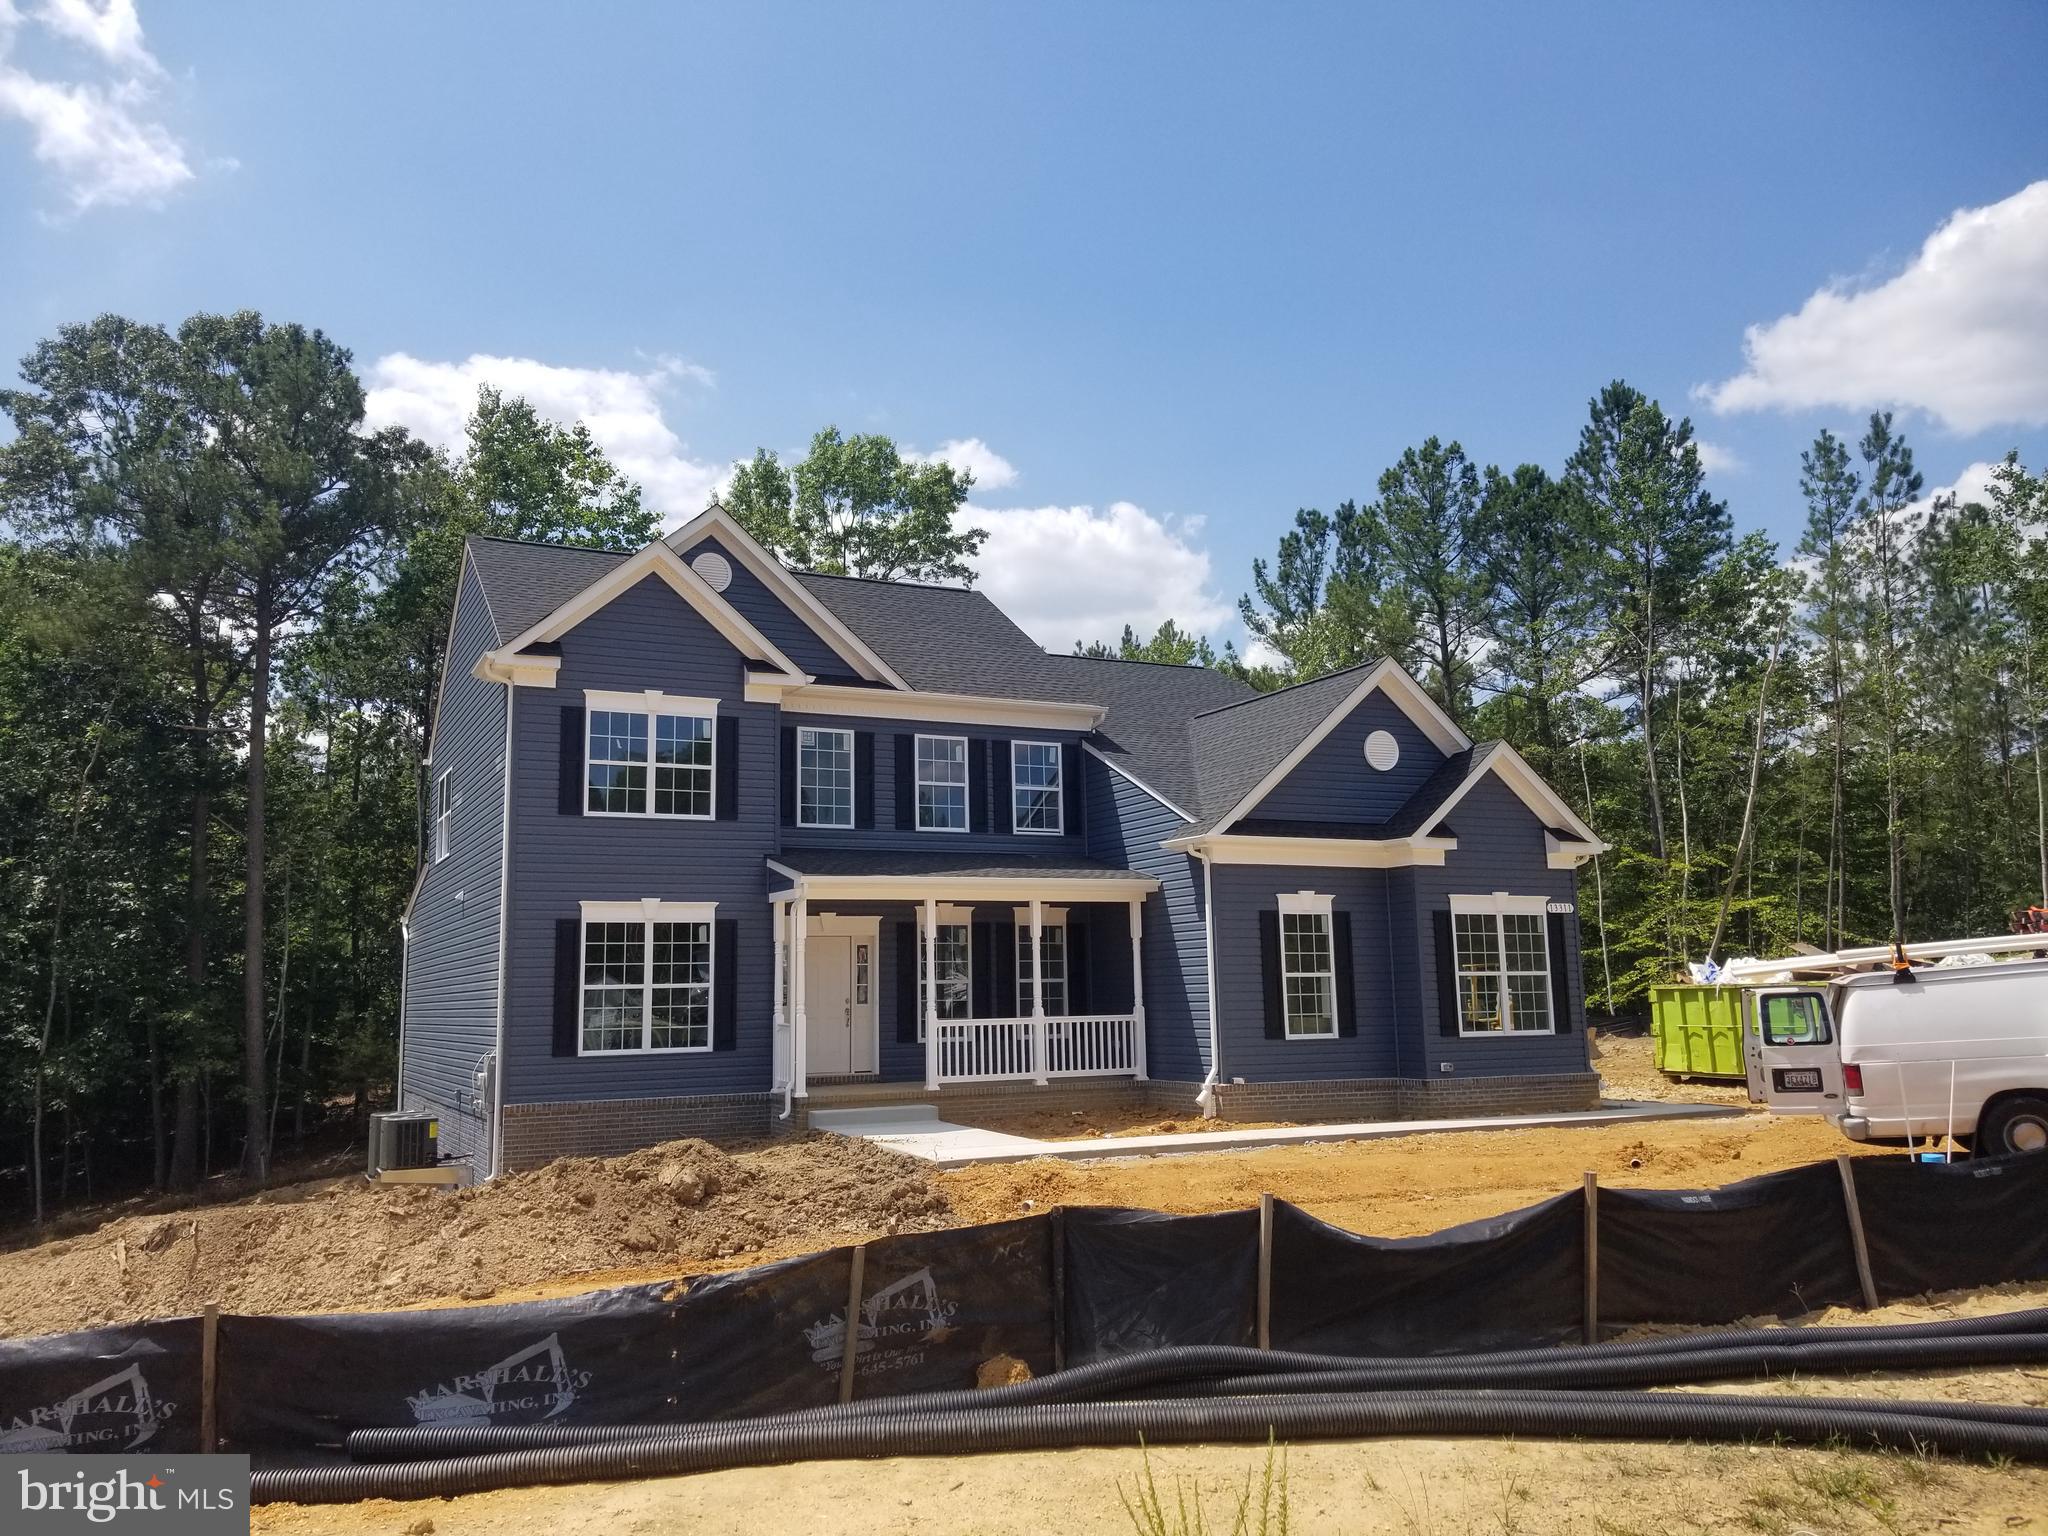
[1195,849,1221,1116]
[488,682,515,1180]
[395,915,411,1108]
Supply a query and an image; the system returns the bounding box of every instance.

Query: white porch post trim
[771,895,789,1096]
[791,891,810,1101]
[923,897,940,1091]
[1029,897,1049,1085]
[1129,895,1148,1081]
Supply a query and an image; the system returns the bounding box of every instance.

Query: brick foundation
[498,1070,1603,1168]
[500,1093,775,1169]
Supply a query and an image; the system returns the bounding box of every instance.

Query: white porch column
[923,897,940,1091]
[1128,895,1148,1081]
[1029,897,1049,1086]
[771,896,789,1092]
[791,893,810,1101]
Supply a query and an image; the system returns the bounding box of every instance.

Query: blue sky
[3,2,2045,654]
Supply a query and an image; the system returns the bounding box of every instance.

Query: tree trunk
[1708,634,1783,964]
[172,623,213,1193]
[147,1013,166,1191]
[241,586,273,1181]
[1577,740,1616,1016]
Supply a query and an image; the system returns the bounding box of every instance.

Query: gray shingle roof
[458,538,1452,846]
[466,536,631,647]
[770,849,1147,880]
[1176,664,1390,835]
[792,571,1076,699]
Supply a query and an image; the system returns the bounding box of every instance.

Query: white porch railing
[934,1013,1142,1085]
[1046,1013,1143,1077]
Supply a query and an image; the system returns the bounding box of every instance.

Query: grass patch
[1120,1434,1290,1536]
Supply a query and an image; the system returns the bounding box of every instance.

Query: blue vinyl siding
[676,536,851,680]
[1210,773,1587,1083]
[503,574,779,1105]
[1402,773,1590,1077]
[1248,689,1446,826]
[1209,866,1401,1082]
[1084,754,1210,1081]
[782,715,1089,856]
[400,560,507,1161]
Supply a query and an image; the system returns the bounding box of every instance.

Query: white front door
[805,936,854,1075]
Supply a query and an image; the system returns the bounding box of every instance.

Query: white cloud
[1902,459,2002,524]
[362,351,725,521]
[1699,181,2048,433]
[908,436,1019,490]
[965,500,1230,652]
[1692,439,1744,476]
[0,0,192,211]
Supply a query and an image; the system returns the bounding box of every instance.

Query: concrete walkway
[806,1099,1744,1168]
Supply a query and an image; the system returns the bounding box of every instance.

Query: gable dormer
[1242,685,1451,830]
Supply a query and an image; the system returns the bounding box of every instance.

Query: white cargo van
[1743,959,2048,1156]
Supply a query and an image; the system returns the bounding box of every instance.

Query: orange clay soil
[0,1035,1870,1336]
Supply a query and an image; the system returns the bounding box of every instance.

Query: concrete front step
[807,1103,941,1132]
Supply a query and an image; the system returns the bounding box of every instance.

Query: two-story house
[401,506,1608,1175]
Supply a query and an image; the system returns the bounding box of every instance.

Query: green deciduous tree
[724,427,986,582]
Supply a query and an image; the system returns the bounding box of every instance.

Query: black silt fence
[7,1153,2048,1456]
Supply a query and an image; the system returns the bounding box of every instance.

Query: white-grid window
[654,716,714,817]
[1279,897,1337,1039]
[580,902,716,1053]
[1011,741,1063,834]
[916,918,971,1039]
[434,770,452,862]
[586,692,717,819]
[916,735,969,832]
[798,727,854,828]
[1016,922,1067,1016]
[1450,895,1552,1034]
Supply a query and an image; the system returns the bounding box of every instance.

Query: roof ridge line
[467,533,636,554]
[1190,658,1388,719]
[794,568,981,593]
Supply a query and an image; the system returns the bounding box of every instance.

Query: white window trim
[1448,892,1553,1037]
[796,726,856,829]
[577,898,719,1055]
[916,905,974,1039]
[434,770,452,863]
[1010,739,1064,836]
[1277,894,1338,1041]
[583,689,719,822]
[915,733,971,834]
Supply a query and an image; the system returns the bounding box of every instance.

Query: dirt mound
[0,1135,950,1339]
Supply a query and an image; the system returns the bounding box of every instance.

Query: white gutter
[487,682,515,1180]
[1194,849,1221,1116]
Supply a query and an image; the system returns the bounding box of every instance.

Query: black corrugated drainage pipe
[257,1390,2048,1504]
[346,1309,2048,1463]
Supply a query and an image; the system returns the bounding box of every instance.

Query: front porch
[765,852,1161,1103]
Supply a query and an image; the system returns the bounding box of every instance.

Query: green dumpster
[1647,985,1750,1080]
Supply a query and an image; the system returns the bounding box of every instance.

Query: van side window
[1761,993,1829,1046]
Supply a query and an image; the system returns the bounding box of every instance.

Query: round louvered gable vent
[691,550,733,592]
[1364,729,1400,771]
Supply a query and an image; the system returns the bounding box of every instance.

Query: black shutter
[894,735,915,829]
[1067,920,1091,1014]
[969,739,990,833]
[993,741,1014,834]
[553,917,581,1056]
[779,726,797,826]
[994,920,1018,1016]
[1434,908,1460,1037]
[1062,742,1083,834]
[558,706,585,815]
[715,715,740,821]
[855,731,876,830]
[713,918,738,1050]
[895,921,919,1042]
[971,921,995,1017]
[1259,909,1284,1040]
[1333,911,1356,1037]
[1549,910,1575,1033]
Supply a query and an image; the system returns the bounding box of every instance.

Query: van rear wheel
[1977,1094,2048,1157]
